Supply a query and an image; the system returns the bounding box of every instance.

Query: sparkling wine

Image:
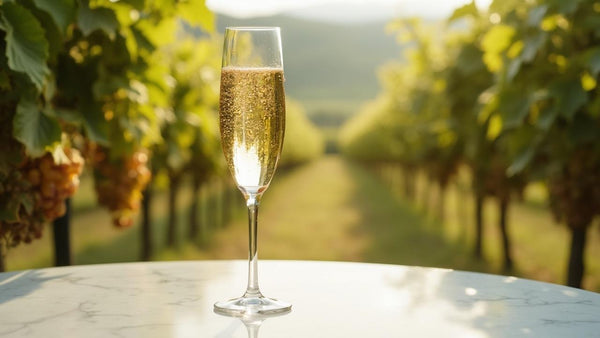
[219,66,286,193]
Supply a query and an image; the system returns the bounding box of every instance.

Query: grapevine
[341,0,600,287]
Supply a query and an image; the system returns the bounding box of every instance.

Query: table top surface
[0,260,598,337]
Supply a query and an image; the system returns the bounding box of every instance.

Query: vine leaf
[32,0,76,34]
[0,2,50,90]
[527,5,548,27]
[507,144,535,176]
[537,106,558,130]
[586,47,600,76]
[80,102,110,146]
[448,1,478,23]
[498,89,530,129]
[77,0,118,38]
[177,0,215,33]
[521,32,546,63]
[119,0,144,10]
[550,79,587,120]
[13,96,62,157]
[547,0,584,14]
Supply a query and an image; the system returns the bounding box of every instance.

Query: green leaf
[77,0,118,38]
[507,143,535,176]
[45,106,82,125]
[1,2,50,90]
[506,58,521,81]
[32,8,63,63]
[136,17,177,47]
[131,26,154,53]
[92,74,129,99]
[521,32,546,63]
[527,5,548,27]
[178,0,214,33]
[32,0,76,33]
[119,0,144,10]
[456,44,484,74]
[537,105,558,130]
[448,1,478,23]
[80,102,110,145]
[585,47,600,76]
[13,96,62,157]
[547,0,583,14]
[498,89,530,128]
[550,79,587,120]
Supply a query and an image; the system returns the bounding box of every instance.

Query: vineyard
[340,0,600,288]
[0,1,322,269]
[1,0,598,292]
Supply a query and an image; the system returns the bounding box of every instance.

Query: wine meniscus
[219,66,286,194]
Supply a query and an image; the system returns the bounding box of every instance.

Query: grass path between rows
[162,156,488,271]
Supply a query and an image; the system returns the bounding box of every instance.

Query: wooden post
[474,192,484,259]
[53,198,72,266]
[567,226,588,288]
[140,184,153,261]
[0,243,5,272]
[498,195,513,271]
[166,174,181,248]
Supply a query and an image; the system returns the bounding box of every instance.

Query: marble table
[0,260,598,337]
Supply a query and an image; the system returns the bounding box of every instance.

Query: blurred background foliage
[0,0,598,291]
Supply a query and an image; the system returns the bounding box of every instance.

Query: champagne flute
[214,27,291,316]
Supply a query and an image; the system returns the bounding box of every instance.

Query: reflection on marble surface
[214,308,291,338]
[0,260,598,337]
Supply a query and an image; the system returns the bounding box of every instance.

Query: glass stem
[246,323,260,338]
[244,193,262,298]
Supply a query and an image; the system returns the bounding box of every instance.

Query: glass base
[214,294,291,316]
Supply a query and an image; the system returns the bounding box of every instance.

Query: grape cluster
[0,149,84,247]
[23,150,84,220]
[0,170,39,246]
[89,146,151,228]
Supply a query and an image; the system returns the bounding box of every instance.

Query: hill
[215,15,402,120]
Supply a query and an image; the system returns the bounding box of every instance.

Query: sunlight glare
[465,287,478,296]
[233,139,261,187]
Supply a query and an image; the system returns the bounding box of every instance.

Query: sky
[206,0,493,22]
